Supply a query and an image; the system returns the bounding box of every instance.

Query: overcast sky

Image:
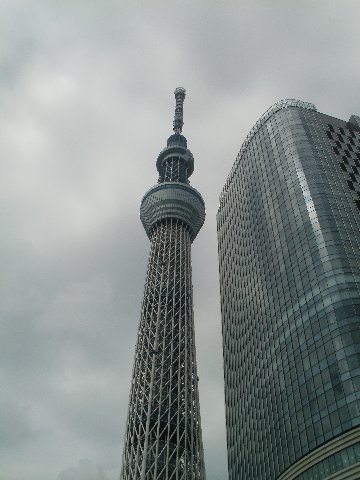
[1,1,360,479]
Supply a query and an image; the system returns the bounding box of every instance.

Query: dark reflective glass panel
[218,105,360,479]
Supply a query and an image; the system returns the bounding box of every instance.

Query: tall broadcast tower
[121,88,206,480]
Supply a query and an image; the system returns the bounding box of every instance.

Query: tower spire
[121,89,206,480]
[173,87,186,134]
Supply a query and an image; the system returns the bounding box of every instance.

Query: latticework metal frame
[121,221,205,479]
[121,88,206,480]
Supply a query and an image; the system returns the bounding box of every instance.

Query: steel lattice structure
[121,88,206,480]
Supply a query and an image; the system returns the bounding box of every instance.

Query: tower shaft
[121,89,206,480]
[122,221,204,479]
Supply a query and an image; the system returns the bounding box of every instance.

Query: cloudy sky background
[1,1,360,479]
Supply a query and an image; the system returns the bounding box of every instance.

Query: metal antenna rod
[173,87,186,134]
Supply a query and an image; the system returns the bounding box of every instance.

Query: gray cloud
[0,402,36,450]
[57,459,109,480]
[1,1,360,479]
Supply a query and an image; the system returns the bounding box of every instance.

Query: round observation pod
[140,182,205,241]
[156,139,194,180]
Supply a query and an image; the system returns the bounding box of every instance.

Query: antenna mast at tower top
[173,87,186,134]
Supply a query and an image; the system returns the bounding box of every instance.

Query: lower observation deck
[140,182,205,241]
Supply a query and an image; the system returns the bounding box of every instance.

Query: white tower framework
[121,88,206,480]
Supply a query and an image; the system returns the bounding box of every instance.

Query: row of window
[218,108,360,478]
[296,441,360,480]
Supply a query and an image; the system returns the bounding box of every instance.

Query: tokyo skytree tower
[121,88,206,480]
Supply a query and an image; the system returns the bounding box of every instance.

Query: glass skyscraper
[217,100,360,479]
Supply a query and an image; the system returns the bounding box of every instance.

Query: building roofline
[219,99,317,203]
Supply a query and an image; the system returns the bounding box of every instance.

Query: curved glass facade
[296,442,360,479]
[217,103,360,479]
